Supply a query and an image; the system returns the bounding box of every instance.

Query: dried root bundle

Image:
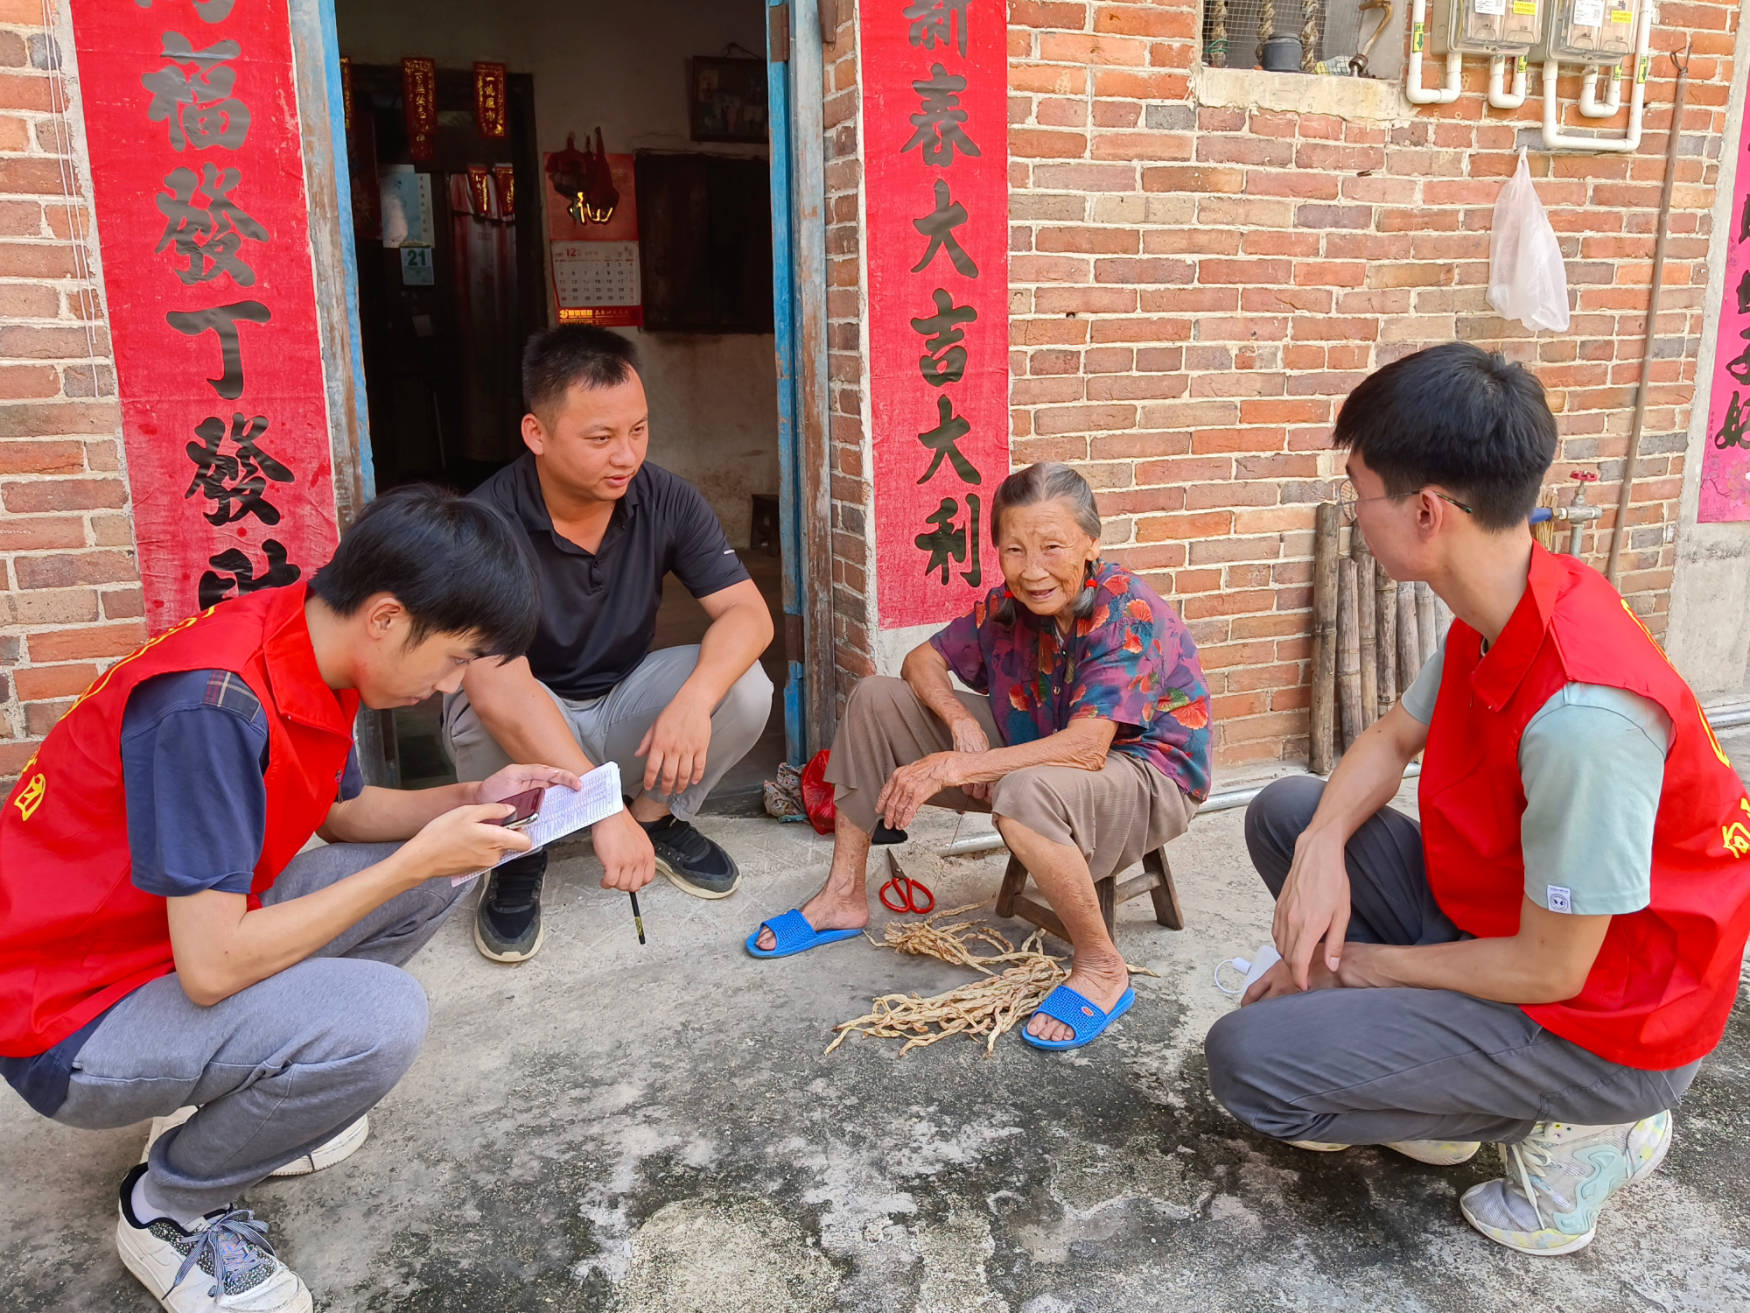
[828,903,1154,1058]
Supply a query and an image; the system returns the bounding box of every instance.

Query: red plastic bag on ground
[799,749,835,836]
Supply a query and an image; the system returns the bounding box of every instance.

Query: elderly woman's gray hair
[989,462,1103,625]
[989,461,1102,545]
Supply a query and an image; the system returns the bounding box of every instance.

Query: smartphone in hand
[492,786,544,831]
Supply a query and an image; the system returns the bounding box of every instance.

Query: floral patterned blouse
[928,561,1213,801]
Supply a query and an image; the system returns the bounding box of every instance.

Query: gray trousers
[443,645,773,821]
[53,842,468,1218]
[1204,777,1699,1146]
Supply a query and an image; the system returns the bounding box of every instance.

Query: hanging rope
[1257,0,1276,63]
[1209,0,1229,68]
[1301,0,1325,71]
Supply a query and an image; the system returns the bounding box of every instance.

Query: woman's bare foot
[1025,955,1131,1044]
[753,883,869,952]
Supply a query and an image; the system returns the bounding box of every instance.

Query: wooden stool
[995,846,1184,944]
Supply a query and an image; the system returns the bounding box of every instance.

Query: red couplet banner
[862,0,1009,629]
[1699,93,1750,522]
[71,0,339,632]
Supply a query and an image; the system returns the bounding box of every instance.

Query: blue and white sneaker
[115,1163,311,1312]
[1459,1112,1673,1255]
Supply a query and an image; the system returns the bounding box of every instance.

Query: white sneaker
[143,1106,371,1177]
[1290,1138,1481,1166]
[116,1164,311,1312]
[1459,1112,1671,1256]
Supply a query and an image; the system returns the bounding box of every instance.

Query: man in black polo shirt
[446,326,775,961]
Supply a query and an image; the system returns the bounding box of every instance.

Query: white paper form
[454,763,624,884]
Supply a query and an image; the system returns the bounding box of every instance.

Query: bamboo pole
[1396,580,1419,690]
[1374,559,1397,716]
[1337,558,1363,753]
[1415,581,1437,667]
[1310,502,1340,775]
[1353,534,1377,729]
[1432,595,1453,651]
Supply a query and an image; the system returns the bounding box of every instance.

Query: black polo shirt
[471,454,751,700]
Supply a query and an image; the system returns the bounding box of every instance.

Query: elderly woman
[748,462,1212,1049]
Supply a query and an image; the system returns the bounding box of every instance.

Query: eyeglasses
[1337,478,1473,526]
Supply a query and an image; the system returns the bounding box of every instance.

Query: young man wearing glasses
[1205,342,1750,1255]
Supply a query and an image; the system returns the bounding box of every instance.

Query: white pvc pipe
[1578,63,1626,117]
[1709,703,1750,731]
[938,695,1750,859]
[1406,0,1463,105]
[939,764,1429,857]
[1540,6,1651,154]
[1488,54,1529,110]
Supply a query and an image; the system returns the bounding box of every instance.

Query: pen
[629,890,646,945]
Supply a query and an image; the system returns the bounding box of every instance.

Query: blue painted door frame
[766,0,809,766]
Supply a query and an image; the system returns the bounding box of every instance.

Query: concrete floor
[4,743,1749,1311]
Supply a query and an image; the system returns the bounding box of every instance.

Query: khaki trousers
[824,676,1195,882]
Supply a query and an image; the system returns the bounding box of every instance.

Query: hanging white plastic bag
[1487,148,1570,333]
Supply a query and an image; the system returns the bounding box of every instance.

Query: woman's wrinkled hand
[876,752,965,830]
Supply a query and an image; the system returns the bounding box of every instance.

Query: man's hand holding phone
[473,763,583,810]
[391,764,585,885]
[397,803,534,884]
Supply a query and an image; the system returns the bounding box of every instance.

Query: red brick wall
[0,3,137,783]
[824,8,875,708]
[826,0,1741,773]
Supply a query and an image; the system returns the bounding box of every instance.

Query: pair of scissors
[879,851,935,915]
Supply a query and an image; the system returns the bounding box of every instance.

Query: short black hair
[522,325,639,418]
[309,484,539,658]
[1332,342,1556,530]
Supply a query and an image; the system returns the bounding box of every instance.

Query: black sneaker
[474,849,547,963]
[638,812,741,899]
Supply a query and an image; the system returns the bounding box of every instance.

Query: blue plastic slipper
[746,908,863,959]
[1021,983,1136,1051]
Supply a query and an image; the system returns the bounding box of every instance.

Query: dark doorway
[345,64,545,493]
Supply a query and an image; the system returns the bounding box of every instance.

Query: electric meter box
[1428,0,1544,56]
[1529,0,1643,64]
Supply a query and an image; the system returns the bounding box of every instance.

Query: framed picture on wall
[687,56,768,144]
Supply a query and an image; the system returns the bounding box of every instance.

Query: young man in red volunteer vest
[0,487,578,1313]
[1204,342,1750,1256]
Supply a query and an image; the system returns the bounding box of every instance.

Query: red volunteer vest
[0,584,359,1056]
[1420,545,1750,1070]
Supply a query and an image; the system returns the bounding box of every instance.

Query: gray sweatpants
[1204,777,1699,1146]
[443,645,773,821]
[53,842,468,1218]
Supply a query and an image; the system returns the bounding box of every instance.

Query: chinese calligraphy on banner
[1700,95,1750,521]
[70,0,339,631]
[863,0,1008,627]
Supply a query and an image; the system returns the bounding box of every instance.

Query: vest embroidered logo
[1723,799,1750,860]
[12,772,44,822]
